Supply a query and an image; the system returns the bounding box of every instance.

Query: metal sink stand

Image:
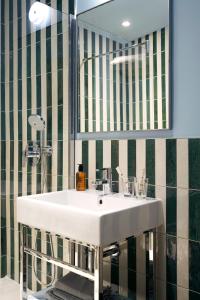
[20,224,157,300]
[20,224,104,300]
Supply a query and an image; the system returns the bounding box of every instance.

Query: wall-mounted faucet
[23,114,52,192]
[24,115,52,164]
[95,168,112,195]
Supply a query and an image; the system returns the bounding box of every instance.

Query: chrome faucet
[95,168,112,195]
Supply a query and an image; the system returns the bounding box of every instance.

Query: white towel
[46,288,81,300]
[54,273,93,300]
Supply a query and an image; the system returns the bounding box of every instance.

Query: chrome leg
[153,229,157,300]
[20,225,27,300]
[94,247,103,300]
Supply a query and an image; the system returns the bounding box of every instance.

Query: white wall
[172,0,200,137]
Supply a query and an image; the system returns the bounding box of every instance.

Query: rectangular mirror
[77,0,170,133]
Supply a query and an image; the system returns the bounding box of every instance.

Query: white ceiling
[78,0,169,41]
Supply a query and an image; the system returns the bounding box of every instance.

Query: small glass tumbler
[120,177,135,197]
[134,177,149,198]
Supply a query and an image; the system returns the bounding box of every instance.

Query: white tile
[177,286,189,300]
[177,238,189,290]
[177,139,188,189]
[177,188,189,239]
[136,139,146,178]
[88,141,96,189]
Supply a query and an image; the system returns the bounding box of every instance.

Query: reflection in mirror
[77,0,170,133]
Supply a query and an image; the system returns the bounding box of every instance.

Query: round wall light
[29,2,49,25]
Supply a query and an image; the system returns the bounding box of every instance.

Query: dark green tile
[36,75,41,108]
[166,187,177,236]
[9,82,13,111]
[162,52,165,76]
[18,111,22,140]
[68,0,74,15]
[58,69,63,106]
[27,173,32,195]
[1,196,6,228]
[58,105,63,140]
[166,283,177,300]
[26,45,31,77]
[146,140,155,185]
[57,141,63,176]
[190,290,200,300]
[17,0,21,18]
[1,112,5,140]
[128,270,136,300]
[128,140,136,178]
[18,172,22,196]
[82,141,88,188]
[47,73,52,107]
[18,141,22,172]
[189,139,200,190]
[46,38,51,73]
[1,225,7,255]
[1,83,5,111]
[10,111,14,140]
[1,255,7,277]
[18,80,22,110]
[1,0,5,23]
[10,141,14,171]
[1,141,6,170]
[128,237,136,271]
[166,235,177,285]
[166,139,177,187]
[189,240,200,294]
[47,107,52,140]
[36,42,41,75]
[189,190,200,241]
[1,170,6,195]
[46,142,52,175]
[47,174,52,192]
[27,78,32,109]
[57,176,63,191]
[57,33,63,70]
[111,261,119,287]
[11,257,14,280]
[37,173,41,194]
[111,140,119,193]
[96,140,103,180]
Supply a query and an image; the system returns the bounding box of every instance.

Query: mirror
[77,0,170,133]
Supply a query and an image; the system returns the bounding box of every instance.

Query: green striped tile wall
[0,0,71,288]
[75,138,200,300]
[78,22,169,133]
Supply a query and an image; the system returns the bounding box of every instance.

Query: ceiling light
[29,2,49,25]
[121,20,131,27]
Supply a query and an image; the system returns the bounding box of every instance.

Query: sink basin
[17,190,163,246]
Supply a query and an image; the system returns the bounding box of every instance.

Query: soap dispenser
[76,164,86,191]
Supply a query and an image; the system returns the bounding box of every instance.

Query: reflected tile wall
[78,22,169,133]
[76,138,200,299]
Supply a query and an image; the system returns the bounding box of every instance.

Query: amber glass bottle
[76,164,86,191]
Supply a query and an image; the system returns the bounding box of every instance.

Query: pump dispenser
[76,164,86,191]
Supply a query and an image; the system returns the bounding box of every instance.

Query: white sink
[17,190,163,246]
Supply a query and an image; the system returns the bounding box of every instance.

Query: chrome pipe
[82,40,148,64]
[24,247,95,281]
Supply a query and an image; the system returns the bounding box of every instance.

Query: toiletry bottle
[76,164,86,191]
